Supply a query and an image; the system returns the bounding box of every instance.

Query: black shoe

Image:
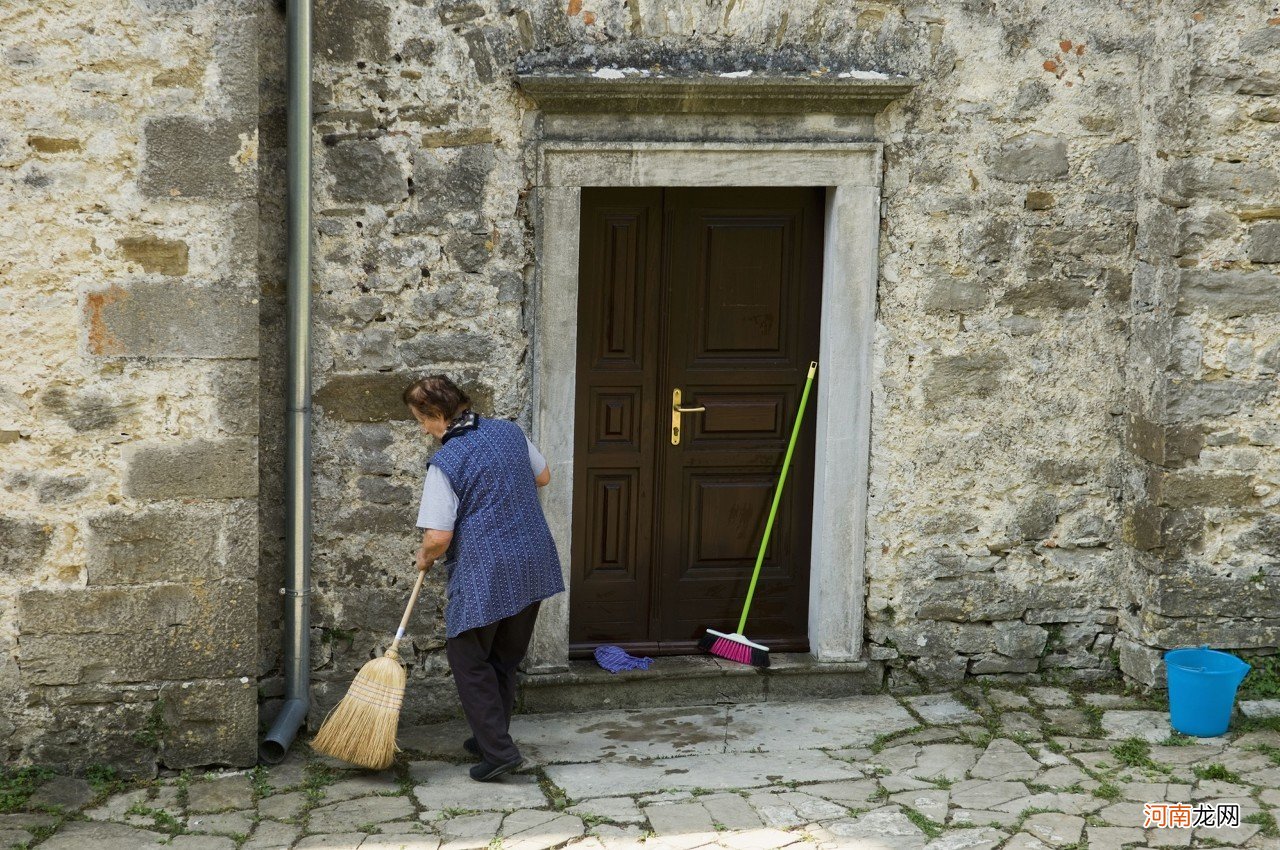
[463,736,481,756]
[469,755,523,782]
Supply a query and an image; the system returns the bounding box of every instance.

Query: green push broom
[699,360,818,669]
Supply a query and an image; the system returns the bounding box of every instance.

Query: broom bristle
[309,654,406,770]
[701,630,771,668]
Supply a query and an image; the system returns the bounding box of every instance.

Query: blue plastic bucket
[1165,646,1250,737]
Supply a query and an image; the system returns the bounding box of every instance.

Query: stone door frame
[524,141,882,671]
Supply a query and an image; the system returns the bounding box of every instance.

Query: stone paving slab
[36,820,170,849]
[907,694,982,725]
[187,774,255,813]
[567,796,647,824]
[543,748,863,800]
[18,686,1280,850]
[1241,699,1280,718]
[725,694,916,751]
[410,760,548,811]
[511,705,730,765]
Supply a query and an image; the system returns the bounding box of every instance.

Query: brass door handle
[671,389,704,445]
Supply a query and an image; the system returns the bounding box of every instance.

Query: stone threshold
[516,653,884,714]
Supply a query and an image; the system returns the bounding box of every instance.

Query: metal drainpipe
[260,0,312,765]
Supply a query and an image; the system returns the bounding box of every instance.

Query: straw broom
[309,568,427,770]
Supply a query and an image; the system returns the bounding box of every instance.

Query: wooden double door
[569,186,824,657]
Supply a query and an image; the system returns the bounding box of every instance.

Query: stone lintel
[515,74,918,116]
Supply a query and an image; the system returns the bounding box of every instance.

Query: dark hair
[402,374,471,421]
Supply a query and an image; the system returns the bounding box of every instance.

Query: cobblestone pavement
[6,686,1280,850]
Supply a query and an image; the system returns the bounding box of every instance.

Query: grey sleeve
[526,434,547,476]
[416,465,459,531]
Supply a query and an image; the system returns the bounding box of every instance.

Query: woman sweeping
[403,375,565,781]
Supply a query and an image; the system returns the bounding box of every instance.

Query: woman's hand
[417,528,454,572]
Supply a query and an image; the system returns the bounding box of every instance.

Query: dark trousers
[445,599,541,764]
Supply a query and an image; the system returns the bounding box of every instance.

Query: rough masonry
[0,0,1276,772]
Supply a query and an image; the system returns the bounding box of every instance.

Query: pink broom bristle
[710,637,752,663]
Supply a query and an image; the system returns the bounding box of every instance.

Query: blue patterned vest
[428,416,565,638]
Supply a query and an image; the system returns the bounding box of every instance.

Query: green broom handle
[737,361,818,635]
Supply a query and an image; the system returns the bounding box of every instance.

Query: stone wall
[0,0,262,773]
[282,0,1277,715]
[3,0,1277,770]
[1117,2,1280,685]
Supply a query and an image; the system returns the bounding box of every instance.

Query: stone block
[1025,191,1055,210]
[906,655,969,687]
[85,281,257,358]
[28,135,81,153]
[1092,143,1137,185]
[211,360,259,434]
[1149,469,1255,508]
[1185,161,1280,203]
[1176,269,1280,317]
[922,352,1009,403]
[123,438,257,499]
[314,0,392,63]
[356,476,413,505]
[1167,379,1273,420]
[445,230,492,272]
[401,330,497,365]
[1126,415,1202,467]
[916,576,1027,622]
[970,654,1039,674]
[1012,493,1058,540]
[326,140,405,204]
[1140,612,1280,650]
[1116,637,1164,688]
[0,515,52,577]
[19,582,228,636]
[412,144,493,226]
[994,622,1049,658]
[16,582,256,685]
[340,424,396,474]
[158,679,257,769]
[140,116,255,199]
[86,505,223,585]
[1248,221,1280,264]
[1178,209,1237,255]
[494,270,524,304]
[1147,573,1279,619]
[211,13,258,117]
[1241,26,1280,53]
[318,371,493,424]
[462,28,495,84]
[1124,502,1204,554]
[117,235,189,276]
[923,277,987,313]
[1239,514,1280,557]
[1003,278,1093,312]
[316,373,415,422]
[1240,71,1280,96]
[988,134,1069,183]
[39,384,130,432]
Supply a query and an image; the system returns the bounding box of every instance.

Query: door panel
[570,189,662,646]
[570,186,824,656]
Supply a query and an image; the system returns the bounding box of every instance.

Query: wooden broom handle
[388,568,427,656]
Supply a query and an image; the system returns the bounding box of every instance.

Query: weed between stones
[1245,810,1280,838]
[0,766,53,812]
[1192,763,1243,783]
[900,806,943,839]
[1110,737,1156,769]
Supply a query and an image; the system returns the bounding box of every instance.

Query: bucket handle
[1165,644,1250,675]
